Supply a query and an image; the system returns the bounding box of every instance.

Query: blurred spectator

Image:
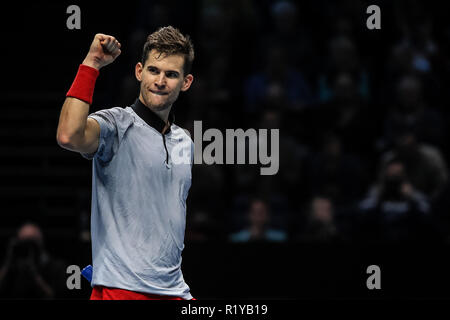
[314,72,379,157]
[382,74,445,149]
[192,54,238,126]
[318,35,370,103]
[224,107,306,234]
[295,195,342,243]
[205,54,233,104]
[244,43,314,114]
[356,158,434,242]
[197,2,233,59]
[238,108,308,199]
[304,132,366,206]
[263,1,316,73]
[229,198,287,243]
[385,43,416,85]
[390,12,444,95]
[0,223,67,299]
[380,121,448,199]
[390,22,440,75]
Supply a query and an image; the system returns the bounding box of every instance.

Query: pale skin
[57,33,193,154]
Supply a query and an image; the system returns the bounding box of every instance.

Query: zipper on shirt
[162,133,170,169]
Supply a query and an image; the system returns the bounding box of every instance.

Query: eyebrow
[147,66,180,75]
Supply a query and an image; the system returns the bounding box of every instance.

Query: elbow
[56,131,79,150]
[56,133,73,149]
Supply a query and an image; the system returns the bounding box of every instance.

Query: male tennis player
[56,26,194,300]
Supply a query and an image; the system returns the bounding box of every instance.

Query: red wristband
[66,64,100,105]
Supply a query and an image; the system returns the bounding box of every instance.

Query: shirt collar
[131,98,174,134]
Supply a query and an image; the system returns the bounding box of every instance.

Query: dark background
[2,0,450,299]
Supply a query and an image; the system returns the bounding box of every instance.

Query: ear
[135,62,143,81]
[181,74,194,92]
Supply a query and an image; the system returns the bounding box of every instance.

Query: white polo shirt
[82,98,194,299]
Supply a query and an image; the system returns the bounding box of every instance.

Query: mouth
[149,89,169,96]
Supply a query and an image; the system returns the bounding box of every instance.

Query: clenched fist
[82,33,121,70]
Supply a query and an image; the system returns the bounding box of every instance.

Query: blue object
[81,265,93,283]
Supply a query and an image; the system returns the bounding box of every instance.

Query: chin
[148,100,171,112]
[143,96,170,111]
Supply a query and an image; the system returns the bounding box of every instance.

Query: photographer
[356,158,433,242]
[0,223,67,299]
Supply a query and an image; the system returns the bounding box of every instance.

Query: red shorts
[90,286,193,300]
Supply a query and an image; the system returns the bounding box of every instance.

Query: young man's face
[136,49,193,112]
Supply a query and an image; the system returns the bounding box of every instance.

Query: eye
[166,72,179,78]
[148,67,159,74]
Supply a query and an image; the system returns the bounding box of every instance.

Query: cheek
[170,85,183,99]
[174,81,184,93]
[141,75,151,86]
[164,81,180,95]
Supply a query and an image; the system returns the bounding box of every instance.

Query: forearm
[34,274,55,299]
[57,60,99,149]
[56,34,120,151]
[57,97,91,148]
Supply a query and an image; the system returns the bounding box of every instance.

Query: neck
[132,97,174,134]
[138,95,171,124]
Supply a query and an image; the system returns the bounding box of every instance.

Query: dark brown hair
[141,26,194,76]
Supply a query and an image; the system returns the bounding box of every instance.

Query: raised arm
[56,33,121,154]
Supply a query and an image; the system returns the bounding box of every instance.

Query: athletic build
[57,27,194,300]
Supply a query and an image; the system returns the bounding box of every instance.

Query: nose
[154,73,166,88]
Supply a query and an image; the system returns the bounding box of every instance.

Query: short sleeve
[81,109,120,163]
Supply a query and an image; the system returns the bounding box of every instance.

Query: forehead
[18,224,42,239]
[386,162,404,174]
[144,49,184,72]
